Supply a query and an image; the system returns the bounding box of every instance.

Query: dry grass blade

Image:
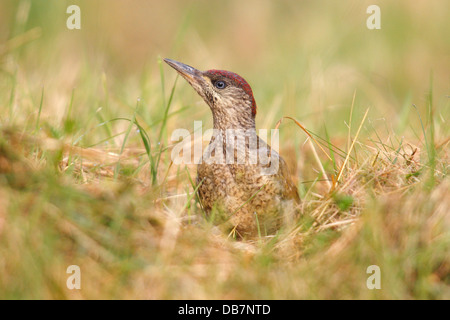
[274,116,333,162]
[335,108,370,186]
[308,139,332,190]
[347,90,357,170]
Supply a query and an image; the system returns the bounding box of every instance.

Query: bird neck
[212,110,256,131]
[210,114,258,156]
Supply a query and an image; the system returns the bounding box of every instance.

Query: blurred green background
[1,0,449,135]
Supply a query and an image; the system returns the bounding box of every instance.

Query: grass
[0,0,449,299]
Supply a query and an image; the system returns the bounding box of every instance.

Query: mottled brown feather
[164,59,301,238]
[197,133,300,238]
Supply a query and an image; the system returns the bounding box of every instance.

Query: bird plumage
[164,59,300,238]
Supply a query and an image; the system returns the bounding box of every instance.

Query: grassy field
[0,0,449,299]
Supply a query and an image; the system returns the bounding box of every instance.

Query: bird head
[164,58,257,129]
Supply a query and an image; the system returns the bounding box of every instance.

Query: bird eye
[214,80,226,89]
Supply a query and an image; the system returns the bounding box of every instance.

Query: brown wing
[278,155,301,204]
[256,135,300,204]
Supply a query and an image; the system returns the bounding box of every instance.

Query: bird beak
[164,58,205,85]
